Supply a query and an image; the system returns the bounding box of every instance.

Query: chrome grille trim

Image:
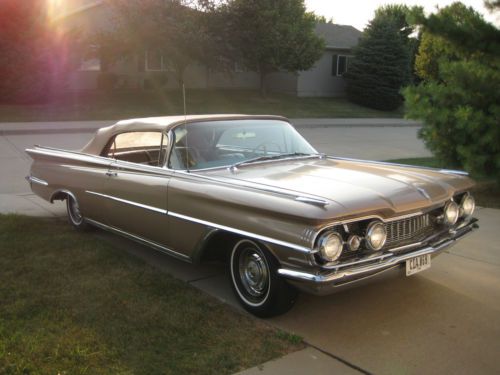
[385,214,433,246]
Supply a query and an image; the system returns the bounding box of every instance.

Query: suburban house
[58,0,362,97]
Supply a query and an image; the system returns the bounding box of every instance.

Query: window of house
[145,50,165,71]
[79,45,101,71]
[332,54,353,76]
[105,131,167,166]
[79,57,101,71]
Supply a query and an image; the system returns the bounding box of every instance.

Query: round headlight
[318,232,343,262]
[365,221,387,251]
[460,194,475,218]
[444,200,459,225]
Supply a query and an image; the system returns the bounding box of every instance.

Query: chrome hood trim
[200,157,475,219]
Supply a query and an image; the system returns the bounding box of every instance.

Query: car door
[99,131,172,248]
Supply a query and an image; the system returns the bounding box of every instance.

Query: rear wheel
[229,239,297,318]
[66,195,90,231]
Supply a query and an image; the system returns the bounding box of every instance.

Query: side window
[106,131,166,166]
[332,55,353,76]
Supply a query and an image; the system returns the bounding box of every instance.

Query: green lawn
[0,215,303,375]
[0,90,404,122]
[387,157,500,209]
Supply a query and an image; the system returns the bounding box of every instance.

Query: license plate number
[406,254,431,276]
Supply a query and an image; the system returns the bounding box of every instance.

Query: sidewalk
[0,117,422,135]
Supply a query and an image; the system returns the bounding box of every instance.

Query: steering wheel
[252,142,282,155]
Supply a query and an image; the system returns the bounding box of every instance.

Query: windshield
[169,119,317,170]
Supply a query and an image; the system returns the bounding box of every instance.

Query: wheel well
[50,190,75,203]
[196,230,281,266]
[197,230,239,263]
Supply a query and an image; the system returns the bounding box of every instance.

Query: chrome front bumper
[278,219,479,296]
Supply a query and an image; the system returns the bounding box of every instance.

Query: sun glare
[46,0,66,21]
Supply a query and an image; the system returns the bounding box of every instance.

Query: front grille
[385,214,433,247]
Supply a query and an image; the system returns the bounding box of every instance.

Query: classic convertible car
[26,115,478,317]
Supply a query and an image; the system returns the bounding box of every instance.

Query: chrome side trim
[168,211,312,254]
[173,170,332,207]
[85,191,310,253]
[85,190,167,215]
[85,218,191,262]
[25,175,48,186]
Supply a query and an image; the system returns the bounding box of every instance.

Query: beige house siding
[59,2,361,97]
[297,49,351,97]
[267,72,298,95]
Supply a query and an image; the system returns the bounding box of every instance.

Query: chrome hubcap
[239,249,269,297]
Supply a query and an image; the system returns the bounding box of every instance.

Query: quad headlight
[443,200,459,225]
[460,193,475,218]
[317,231,344,262]
[365,221,387,251]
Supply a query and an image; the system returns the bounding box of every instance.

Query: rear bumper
[278,219,478,295]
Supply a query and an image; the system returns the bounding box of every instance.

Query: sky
[304,0,499,30]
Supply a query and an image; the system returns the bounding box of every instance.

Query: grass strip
[0,90,403,122]
[0,215,302,375]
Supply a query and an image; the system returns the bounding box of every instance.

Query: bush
[345,15,410,110]
[405,60,500,179]
[404,3,500,180]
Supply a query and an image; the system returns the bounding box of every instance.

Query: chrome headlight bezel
[443,200,459,225]
[460,193,475,218]
[317,231,344,262]
[365,221,387,251]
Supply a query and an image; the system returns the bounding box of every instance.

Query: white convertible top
[80,114,288,155]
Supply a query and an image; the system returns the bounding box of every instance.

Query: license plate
[406,254,431,276]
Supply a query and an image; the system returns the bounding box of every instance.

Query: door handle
[105,171,118,177]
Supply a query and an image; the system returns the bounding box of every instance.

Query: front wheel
[229,239,297,318]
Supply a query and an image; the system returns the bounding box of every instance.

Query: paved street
[0,120,498,374]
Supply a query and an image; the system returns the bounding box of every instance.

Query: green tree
[222,0,324,96]
[345,7,412,110]
[93,0,215,89]
[404,3,500,179]
[0,0,74,103]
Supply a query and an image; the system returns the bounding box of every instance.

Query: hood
[202,157,475,220]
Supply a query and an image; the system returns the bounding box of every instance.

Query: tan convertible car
[26,115,479,317]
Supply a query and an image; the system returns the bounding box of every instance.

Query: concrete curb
[0,118,422,135]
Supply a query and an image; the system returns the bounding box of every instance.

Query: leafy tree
[93,0,216,89]
[345,7,412,110]
[485,0,500,10]
[221,0,324,96]
[0,0,74,103]
[404,3,500,179]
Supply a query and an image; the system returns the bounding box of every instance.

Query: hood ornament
[417,187,431,200]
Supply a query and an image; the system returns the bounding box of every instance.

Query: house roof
[315,23,362,50]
